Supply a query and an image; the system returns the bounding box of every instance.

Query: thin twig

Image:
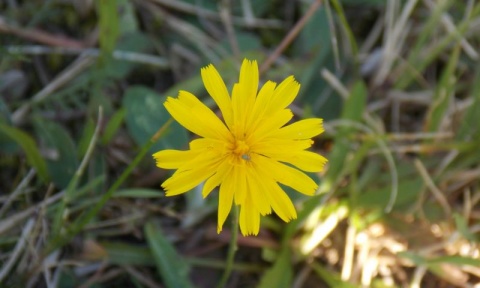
[0,17,84,48]
[0,192,64,235]
[11,55,95,125]
[220,0,240,59]
[46,119,174,254]
[0,169,36,218]
[321,69,349,99]
[125,266,162,288]
[414,158,452,218]
[0,218,35,282]
[260,0,323,74]
[6,45,170,68]
[147,0,283,28]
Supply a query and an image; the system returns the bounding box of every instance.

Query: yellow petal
[162,150,220,195]
[238,59,259,107]
[217,169,235,233]
[232,59,258,135]
[230,83,244,138]
[262,179,297,222]
[266,76,300,114]
[202,159,232,198]
[245,80,276,135]
[201,64,233,128]
[239,195,260,236]
[272,118,324,139]
[162,168,215,196]
[252,139,313,155]
[152,149,198,169]
[253,154,318,196]
[248,109,293,143]
[164,91,230,140]
[245,165,272,215]
[233,165,247,205]
[189,138,230,154]
[275,151,328,172]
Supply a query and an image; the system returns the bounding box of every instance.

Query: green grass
[1,0,480,287]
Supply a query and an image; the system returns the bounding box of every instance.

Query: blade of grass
[329,0,359,61]
[457,63,480,140]
[424,45,460,132]
[46,118,173,254]
[52,107,103,236]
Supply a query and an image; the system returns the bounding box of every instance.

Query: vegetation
[1,0,479,287]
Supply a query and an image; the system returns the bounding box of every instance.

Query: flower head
[153,59,327,236]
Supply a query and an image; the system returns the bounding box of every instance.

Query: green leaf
[123,86,188,153]
[0,122,49,181]
[218,32,262,54]
[453,213,478,242]
[326,80,367,181]
[103,241,155,266]
[311,262,359,288]
[113,188,164,198]
[395,0,451,89]
[145,222,194,288]
[77,117,95,158]
[397,251,426,266]
[257,248,292,288]
[424,45,460,132]
[34,119,79,188]
[398,252,480,268]
[428,255,480,266]
[457,63,480,140]
[97,0,119,56]
[101,108,125,144]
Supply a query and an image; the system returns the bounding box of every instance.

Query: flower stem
[216,205,239,288]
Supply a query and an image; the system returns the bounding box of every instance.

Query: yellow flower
[153,59,327,236]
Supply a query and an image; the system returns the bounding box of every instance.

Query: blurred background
[1,0,480,287]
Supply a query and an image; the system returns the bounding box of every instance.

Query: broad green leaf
[123,86,188,153]
[34,119,78,188]
[114,188,164,198]
[145,222,194,288]
[0,122,49,181]
[257,248,292,288]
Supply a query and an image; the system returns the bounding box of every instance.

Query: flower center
[233,140,250,161]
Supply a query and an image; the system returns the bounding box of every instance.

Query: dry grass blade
[0,218,35,282]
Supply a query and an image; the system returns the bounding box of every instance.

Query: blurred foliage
[1,0,480,287]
